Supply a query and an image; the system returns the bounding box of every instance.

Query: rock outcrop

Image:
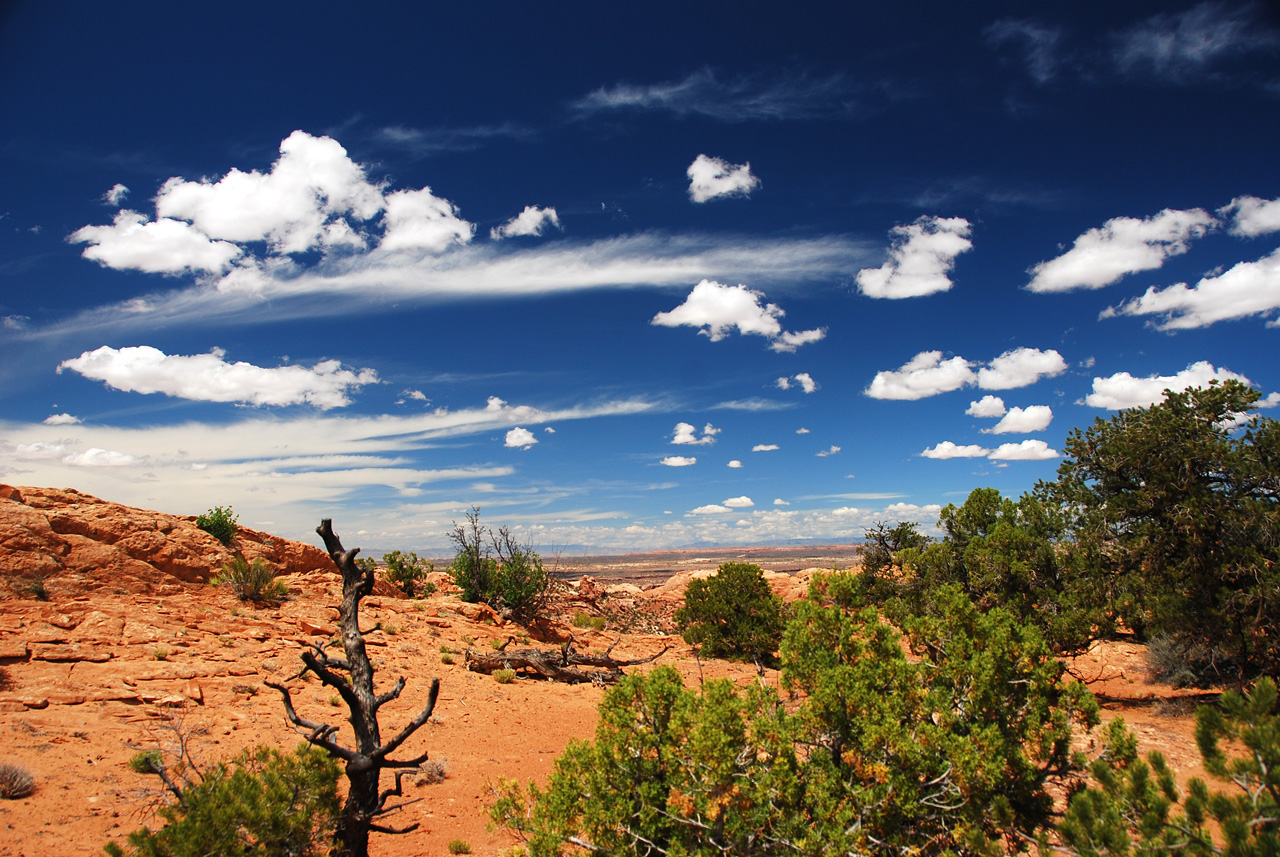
[0,484,331,595]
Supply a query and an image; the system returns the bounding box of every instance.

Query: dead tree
[266,519,439,857]
[465,635,670,685]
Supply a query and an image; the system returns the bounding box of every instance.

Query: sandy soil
[0,564,1219,857]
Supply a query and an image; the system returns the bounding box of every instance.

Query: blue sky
[2,2,1278,552]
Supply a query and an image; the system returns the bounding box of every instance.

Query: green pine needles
[492,582,1098,857]
[106,744,340,857]
[675,561,785,664]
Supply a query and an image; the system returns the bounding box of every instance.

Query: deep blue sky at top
[1,2,1277,552]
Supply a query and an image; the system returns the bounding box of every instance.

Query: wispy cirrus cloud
[1112,2,1279,83]
[571,67,861,122]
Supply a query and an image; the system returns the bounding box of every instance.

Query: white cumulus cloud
[688,504,730,515]
[58,345,378,409]
[1085,361,1252,409]
[773,498,790,506]
[661,455,697,467]
[866,351,976,400]
[816,445,841,457]
[856,216,973,299]
[379,187,474,253]
[490,205,561,240]
[672,422,720,445]
[966,395,1007,418]
[687,154,760,203]
[1106,247,1280,330]
[723,496,754,508]
[988,439,1058,460]
[1026,208,1215,293]
[69,210,242,274]
[752,444,779,452]
[504,427,537,449]
[1221,195,1280,238]
[727,460,743,468]
[104,184,129,206]
[921,442,991,459]
[977,347,1068,390]
[155,130,387,255]
[43,413,82,426]
[986,405,1053,434]
[651,279,825,352]
[868,348,1066,400]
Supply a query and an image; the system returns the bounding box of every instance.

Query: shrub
[8,573,51,601]
[1060,678,1280,857]
[1145,632,1224,688]
[1043,380,1280,675]
[0,762,34,799]
[215,557,288,603]
[414,758,448,786]
[195,505,238,546]
[449,509,551,624]
[105,744,340,857]
[447,839,472,854]
[494,586,1095,857]
[382,550,435,598]
[675,562,784,663]
[572,610,606,631]
[494,668,516,684]
[440,653,455,665]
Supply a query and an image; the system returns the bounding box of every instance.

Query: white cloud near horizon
[58,345,379,410]
[986,405,1053,434]
[688,504,729,515]
[504,427,537,449]
[0,394,654,539]
[1026,207,1215,292]
[687,154,760,203]
[856,216,973,299]
[651,279,826,352]
[723,496,754,508]
[1085,361,1253,409]
[1105,246,1280,329]
[867,348,1066,400]
[490,205,561,240]
[966,395,1006,418]
[43,413,82,426]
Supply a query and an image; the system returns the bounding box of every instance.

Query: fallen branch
[465,636,670,685]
